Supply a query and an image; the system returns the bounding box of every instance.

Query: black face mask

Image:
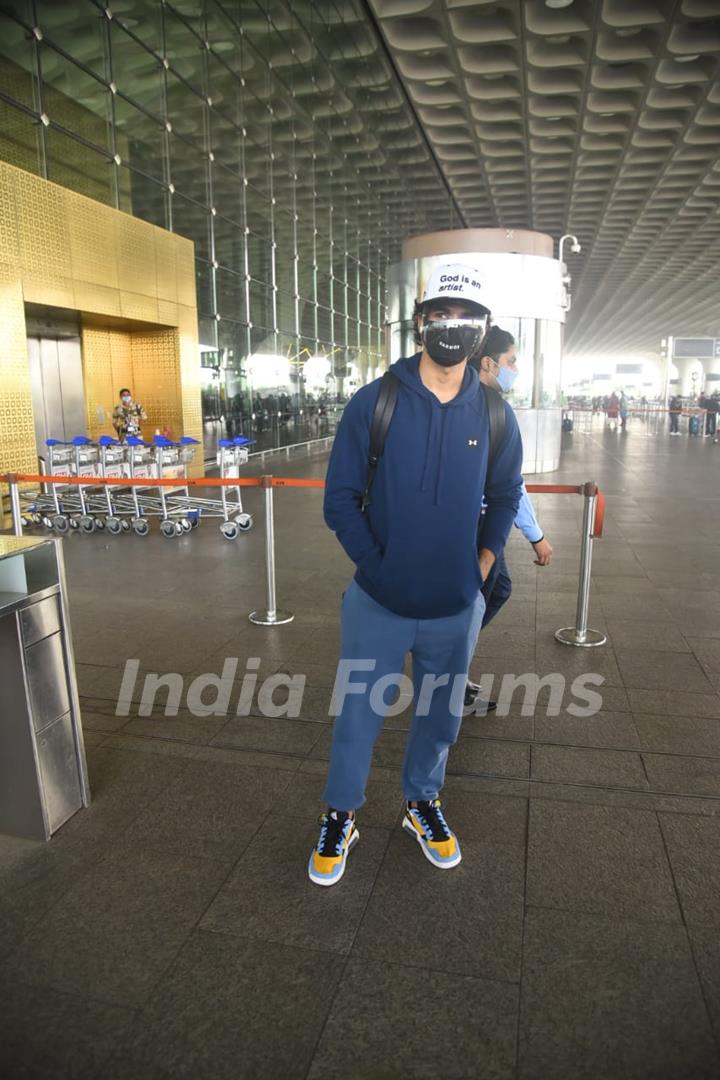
[421,320,486,367]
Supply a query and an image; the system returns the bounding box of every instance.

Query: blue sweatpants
[323,580,486,811]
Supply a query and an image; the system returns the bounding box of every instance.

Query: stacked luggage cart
[19,434,255,540]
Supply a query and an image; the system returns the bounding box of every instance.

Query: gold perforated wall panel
[0,160,201,488]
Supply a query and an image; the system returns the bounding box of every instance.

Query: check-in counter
[0,536,89,840]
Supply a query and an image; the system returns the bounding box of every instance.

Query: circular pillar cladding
[387,228,569,473]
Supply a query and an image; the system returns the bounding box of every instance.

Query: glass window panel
[166,71,206,145]
[40,47,112,152]
[213,214,245,274]
[245,183,273,241]
[118,165,169,229]
[209,108,242,175]
[216,266,246,323]
[168,131,208,205]
[248,279,274,330]
[195,258,215,315]
[164,8,205,93]
[0,99,41,174]
[172,192,212,260]
[211,169,243,227]
[111,1,163,54]
[45,126,114,205]
[110,23,165,118]
[0,14,37,109]
[36,0,106,78]
[114,94,165,181]
[539,320,563,408]
[246,231,273,285]
[276,289,296,335]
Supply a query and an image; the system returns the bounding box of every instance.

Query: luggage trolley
[151,435,201,538]
[217,436,255,540]
[124,436,157,536]
[43,436,100,534]
[97,435,130,535]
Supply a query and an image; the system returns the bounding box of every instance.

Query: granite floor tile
[659,813,720,928]
[533,708,640,750]
[105,931,343,1080]
[122,711,227,745]
[531,744,649,790]
[0,982,136,1080]
[527,800,681,922]
[604,619,691,653]
[48,745,192,848]
[308,956,519,1080]
[121,758,294,860]
[200,814,389,954]
[209,714,324,755]
[689,927,720,1049]
[353,832,524,982]
[643,753,720,797]
[686,637,720,674]
[0,845,230,1005]
[633,713,720,757]
[448,736,531,780]
[617,650,715,693]
[518,908,719,1080]
[627,689,720,719]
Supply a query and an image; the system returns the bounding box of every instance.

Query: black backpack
[361,370,506,512]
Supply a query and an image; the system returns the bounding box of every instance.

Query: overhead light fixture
[545,0,574,8]
[675,54,700,62]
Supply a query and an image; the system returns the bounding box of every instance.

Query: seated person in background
[112,388,147,442]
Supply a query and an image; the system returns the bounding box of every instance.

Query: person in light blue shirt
[467,327,554,711]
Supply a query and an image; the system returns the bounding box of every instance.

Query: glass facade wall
[0,0,459,454]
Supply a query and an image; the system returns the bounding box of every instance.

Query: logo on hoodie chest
[467,438,478,447]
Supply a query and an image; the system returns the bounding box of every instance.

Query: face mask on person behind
[421,321,485,368]
[495,364,518,394]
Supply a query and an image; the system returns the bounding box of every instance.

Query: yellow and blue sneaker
[308,810,359,887]
[402,799,461,869]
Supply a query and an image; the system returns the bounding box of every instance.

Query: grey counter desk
[0,535,89,840]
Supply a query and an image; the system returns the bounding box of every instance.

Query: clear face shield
[421,315,489,368]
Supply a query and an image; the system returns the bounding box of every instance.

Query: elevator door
[27,337,87,459]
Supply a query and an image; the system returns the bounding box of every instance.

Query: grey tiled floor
[3,421,720,1077]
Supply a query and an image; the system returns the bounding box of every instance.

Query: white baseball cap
[421,263,490,314]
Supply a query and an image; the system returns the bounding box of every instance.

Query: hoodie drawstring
[419,399,435,493]
[434,407,448,506]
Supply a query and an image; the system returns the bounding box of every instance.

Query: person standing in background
[112,388,147,442]
[668,394,682,435]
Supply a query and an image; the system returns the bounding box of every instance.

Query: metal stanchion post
[249,475,294,626]
[9,475,23,536]
[555,481,606,647]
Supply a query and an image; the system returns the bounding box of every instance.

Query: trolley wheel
[95,518,106,531]
[69,517,80,530]
[189,512,200,529]
[132,518,150,537]
[106,517,123,536]
[42,516,54,530]
[21,516,33,529]
[121,519,131,532]
[180,518,192,533]
[160,519,177,539]
[220,520,240,541]
[79,515,96,534]
[31,512,43,526]
[52,514,70,534]
[235,512,253,531]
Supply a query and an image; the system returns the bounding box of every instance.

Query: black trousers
[481,551,512,629]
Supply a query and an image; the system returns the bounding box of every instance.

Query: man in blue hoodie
[308,264,524,886]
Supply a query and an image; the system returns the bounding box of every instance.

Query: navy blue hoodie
[324,354,524,619]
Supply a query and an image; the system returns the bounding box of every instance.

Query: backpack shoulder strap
[361,370,399,512]
[481,382,506,468]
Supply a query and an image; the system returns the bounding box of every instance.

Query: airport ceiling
[368,0,720,357]
[7,1,720,357]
